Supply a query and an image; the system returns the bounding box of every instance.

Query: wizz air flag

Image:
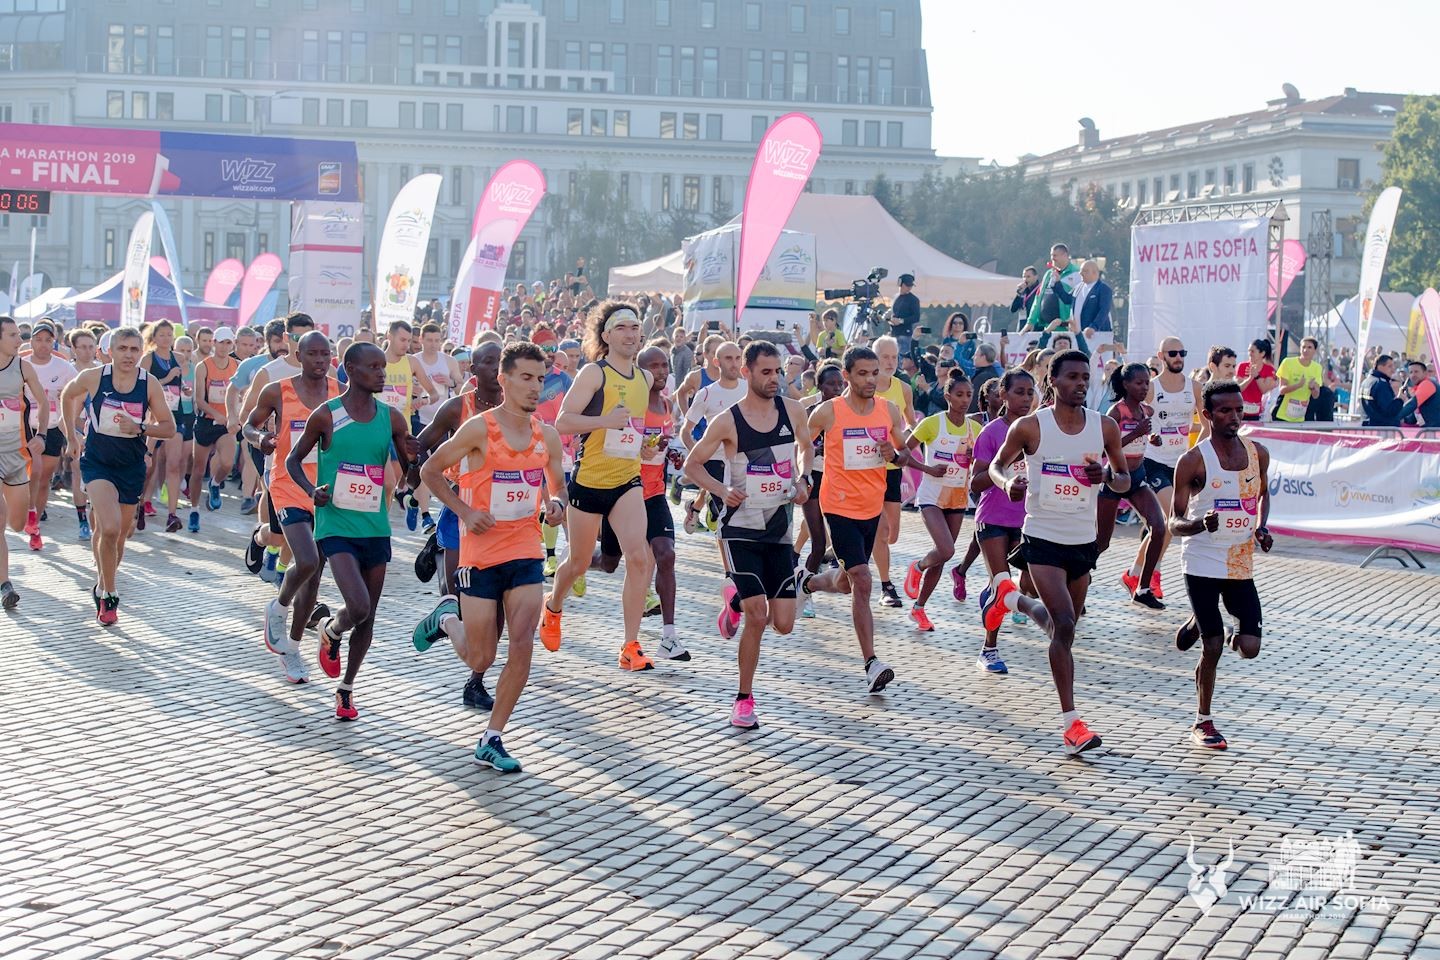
[735,114,821,325]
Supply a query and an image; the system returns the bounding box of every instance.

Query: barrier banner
[1129,218,1269,367]
[1349,187,1402,416]
[736,113,821,323]
[204,258,246,306]
[374,174,441,333]
[1243,426,1440,552]
[120,211,155,328]
[450,161,546,344]
[238,252,283,327]
[289,201,365,340]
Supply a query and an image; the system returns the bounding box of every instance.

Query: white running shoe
[278,647,310,684]
[801,594,816,618]
[657,631,691,661]
[865,658,895,694]
[263,598,289,655]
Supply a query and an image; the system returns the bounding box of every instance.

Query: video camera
[823,266,888,303]
[826,267,889,342]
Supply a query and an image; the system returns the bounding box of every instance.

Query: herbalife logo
[220,157,277,185]
[489,180,537,211]
[763,138,813,181]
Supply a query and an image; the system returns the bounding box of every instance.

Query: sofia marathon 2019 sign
[1245,427,1440,553]
[1128,218,1269,365]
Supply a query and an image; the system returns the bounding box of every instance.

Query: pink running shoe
[717,583,741,640]
[951,567,966,603]
[730,694,759,729]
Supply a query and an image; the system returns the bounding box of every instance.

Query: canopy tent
[70,268,239,327]
[607,250,684,296]
[1309,291,1415,354]
[12,286,78,322]
[607,193,1020,306]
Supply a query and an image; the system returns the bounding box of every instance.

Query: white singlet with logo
[688,381,747,462]
[1148,375,1194,468]
[25,355,77,431]
[1180,437,1260,580]
[1022,406,1103,545]
[416,352,455,425]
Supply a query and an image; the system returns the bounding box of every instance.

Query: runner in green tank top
[287,342,418,721]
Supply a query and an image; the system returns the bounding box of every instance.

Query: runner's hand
[402,435,421,459]
[789,481,809,507]
[722,485,747,508]
[926,462,948,478]
[600,408,633,430]
[1150,433,1162,446]
[112,417,142,437]
[1255,527,1273,552]
[879,439,898,463]
[25,435,43,456]
[463,507,496,535]
[543,498,565,527]
[1134,414,1152,435]
[258,432,278,456]
[1005,475,1028,502]
[1082,459,1105,485]
[312,484,332,508]
[1202,509,1220,533]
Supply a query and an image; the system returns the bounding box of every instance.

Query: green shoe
[474,735,522,773]
[571,572,587,598]
[543,554,559,577]
[412,595,459,652]
[644,589,661,617]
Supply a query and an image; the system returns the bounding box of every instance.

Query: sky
[923,0,1439,165]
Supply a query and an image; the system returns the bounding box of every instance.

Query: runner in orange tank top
[243,332,340,684]
[413,342,567,774]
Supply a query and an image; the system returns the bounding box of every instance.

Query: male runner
[1170,380,1273,750]
[685,341,812,726]
[411,321,464,535]
[543,301,656,670]
[985,350,1130,754]
[230,321,285,517]
[673,333,724,504]
[1125,335,1201,604]
[66,328,100,541]
[22,320,75,550]
[797,346,910,694]
[190,327,239,532]
[376,320,439,528]
[246,331,340,684]
[681,340,745,533]
[286,341,417,720]
[411,342,568,771]
[870,335,917,608]
[0,317,49,606]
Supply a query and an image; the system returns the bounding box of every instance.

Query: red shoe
[98,594,119,627]
[1192,719,1227,750]
[1150,572,1164,600]
[1120,571,1139,597]
[142,500,156,517]
[317,619,343,679]
[28,530,42,551]
[23,511,38,536]
[334,688,358,720]
[951,567,966,603]
[903,560,923,600]
[982,577,1018,631]
[539,600,563,652]
[909,606,934,632]
[1063,717,1103,755]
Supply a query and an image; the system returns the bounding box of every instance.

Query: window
[769,50,785,97]
[886,121,902,147]
[682,113,698,139]
[877,57,893,105]
[1168,173,1181,195]
[206,94,223,122]
[752,115,768,140]
[132,25,149,74]
[400,164,411,183]
[705,113,722,140]
[661,174,672,210]
[229,27,246,79]
[351,32,369,80]
[855,56,870,104]
[563,41,580,70]
[156,93,174,121]
[611,43,627,83]
[106,24,125,73]
[563,0,578,20]
[1138,180,1148,205]
[660,112,676,138]
[253,28,270,75]
[104,229,117,270]
[712,177,723,210]
[506,105,524,132]
[444,0,459,13]
[156,26,174,75]
[204,233,216,271]
[791,51,808,100]
[351,100,368,127]
[844,180,856,195]
[206,26,223,77]
[879,8,895,36]
[107,90,124,119]
[655,0,669,25]
[567,171,579,201]
[508,240,528,280]
[842,119,857,146]
[745,2,761,30]
[699,0,715,28]
[682,176,701,211]
[747,50,763,96]
[790,4,805,31]
[863,120,880,147]
[422,102,440,129]
[30,104,48,125]
[399,101,415,127]
[130,92,149,120]
[591,109,607,136]
[610,0,624,23]
[1337,158,1360,190]
[567,108,584,135]
[836,54,849,102]
[400,0,412,12]
[619,173,630,205]
[350,0,365,9]
[1204,168,1216,188]
[1152,177,1162,202]
[588,41,604,71]
[444,36,460,66]
[1120,181,1131,200]
[326,98,343,126]
[1186,172,1197,198]
[1242,163,1255,193]
[444,103,461,129]
[656,45,673,95]
[326,30,343,81]
[679,45,695,95]
[397,35,414,80]
[614,110,629,136]
[226,94,245,123]
[450,167,463,206]
[301,31,319,80]
[425,239,438,277]
[226,232,246,262]
[835,6,850,34]
[1223,166,1235,193]
[702,47,718,95]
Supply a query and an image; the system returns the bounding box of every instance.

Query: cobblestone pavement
[2,493,1439,960]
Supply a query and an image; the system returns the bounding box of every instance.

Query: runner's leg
[608,488,654,645]
[339,559,386,686]
[915,508,963,607]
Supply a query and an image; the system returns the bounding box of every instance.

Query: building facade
[0,0,938,304]
[1020,86,1404,304]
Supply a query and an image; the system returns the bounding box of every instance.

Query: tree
[1367,95,1440,293]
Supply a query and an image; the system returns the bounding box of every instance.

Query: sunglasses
[1166,349,1188,358]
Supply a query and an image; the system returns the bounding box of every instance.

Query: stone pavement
[2,495,1439,960]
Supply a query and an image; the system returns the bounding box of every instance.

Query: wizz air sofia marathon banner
[289,203,365,339]
[374,174,442,333]
[450,162,546,344]
[1128,218,1269,363]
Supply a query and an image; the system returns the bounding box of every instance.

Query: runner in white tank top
[1132,335,1202,601]
[982,351,1132,756]
[1169,380,1273,751]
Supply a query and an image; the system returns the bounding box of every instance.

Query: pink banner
[203,258,246,305]
[238,252,283,326]
[1266,238,1307,321]
[1419,288,1440,366]
[451,161,546,344]
[149,256,171,278]
[735,113,822,324]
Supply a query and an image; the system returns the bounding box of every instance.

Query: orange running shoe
[981,577,1018,632]
[1120,571,1139,597]
[903,560,923,600]
[540,600,563,652]
[1150,571,1164,599]
[618,639,654,671]
[909,606,934,632]
[1062,717,1103,756]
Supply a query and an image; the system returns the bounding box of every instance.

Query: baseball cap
[899,273,916,285]
[211,326,236,343]
[557,339,580,351]
[31,320,59,339]
[99,331,114,352]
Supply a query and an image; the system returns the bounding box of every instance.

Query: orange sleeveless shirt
[457,410,549,569]
[819,396,892,520]
[267,376,341,513]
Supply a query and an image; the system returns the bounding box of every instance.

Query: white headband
[603,308,641,331]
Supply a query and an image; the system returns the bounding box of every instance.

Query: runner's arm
[1098,417,1130,493]
[241,368,270,424]
[1255,444,1273,551]
[418,416,487,521]
[805,398,835,441]
[900,380,917,425]
[20,361,49,436]
[389,405,418,472]
[59,369,99,446]
[885,399,919,469]
[554,364,626,435]
[143,375,177,440]
[787,397,815,479]
[286,404,332,498]
[681,386,708,450]
[409,354,439,407]
[987,416,1035,497]
[540,423,567,526]
[406,393,464,489]
[682,412,736,500]
[1168,449,1209,537]
[242,381,284,454]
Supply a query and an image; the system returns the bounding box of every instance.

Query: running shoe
[405,502,419,532]
[1150,571,1164,599]
[23,512,38,537]
[1192,720,1227,750]
[1062,717,1103,756]
[657,631,691,661]
[683,507,700,536]
[240,496,258,515]
[1131,589,1165,611]
[244,529,265,574]
[539,602,563,652]
[263,598,289,655]
[77,518,91,542]
[334,688,358,721]
[543,554,559,577]
[142,500,156,517]
[207,484,222,512]
[474,735,522,772]
[618,639,655,671]
[909,606,934,632]
[794,566,815,596]
[420,513,437,536]
[306,603,330,631]
[187,510,200,534]
[982,578,1018,631]
[279,648,309,684]
[1121,570,1139,597]
[571,572,586,597]
[717,583,740,640]
[27,529,41,551]
[317,619,344,678]
[163,513,180,533]
[91,584,102,617]
[1,581,18,611]
[99,594,119,627]
[865,657,895,694]
[951,567,966,603]
[644,589,661,617]
[1175,617,1201,652]
[135,509,145,531]
[976,648,1008,674]
[413,531,439,583]
[801,594,816,618]
[730,694,759,730]
[978,583,991,612]
[903,561,923,600]
[879,582,903,608]
[1011,612,1029,625]
[39,509,46,522]
[703,510,718,533]
[259,549,280,584]
[463,673,494,710]
[412,595,459,653]
[669,477,683,505]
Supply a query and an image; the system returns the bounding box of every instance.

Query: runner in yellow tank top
[871,336,916,608]
[377,320,438,509]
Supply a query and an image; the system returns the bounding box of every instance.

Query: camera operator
[889,273,921,359]
[1010,267,1039,327]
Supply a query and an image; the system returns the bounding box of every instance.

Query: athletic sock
[337,681,354,692]
[324,620,343,641]
[1002,589,1021,612]
[421,511,433,522]
[75,505,87,522]
[482,728,500,745]
[1129,562,1142,578]
[881,580,894,590]
[1195,713,1212,725]
[545,547,556,558]
[864,655,877,670]
[991,572,1012,589]
[736,691,750,701]
[661,623,677,639]
[1061,710,1080,732]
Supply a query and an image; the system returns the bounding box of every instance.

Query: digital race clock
[0,189,52,215]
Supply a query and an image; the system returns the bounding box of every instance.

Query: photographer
[889,273,921,359]
[815,308,847,360]
[1010,267,1039,327]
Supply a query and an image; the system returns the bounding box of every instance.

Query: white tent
[1310,291,1415,353]
[12,286,79,322]
[607,250,683,295]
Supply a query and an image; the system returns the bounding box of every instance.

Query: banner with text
[1267,238,1307,321]
[736,113,821,323]
[450,161,546,344]
[288,201,365,339]
[1129,217,1269,368]
[150,202,188,328]
[203,258,246,306]
[1350,187,1402,415]
[1244,426,1440,553]
[374,174,441,333]
[238,252,283,327]
[120,211,155,328]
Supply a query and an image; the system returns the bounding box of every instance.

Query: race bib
[207,379,228,407]
[163,383,181,411]
[745,459,793,507]
[1213,496,1258,544]
[1038,461,1091,515]
[288,418,317,466]
[602,417,643,459]
[332,461,383,512]
[1284,395,1307,420]
[1160,425,1188,450]
[28,397,59,431]
[0,397,24,433]
[841,426,887,470]
[933,448,972,487]
[96,396,143,438]
[489,467,543,521]
[380,386,408,411]
[1243,399,1261,417]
